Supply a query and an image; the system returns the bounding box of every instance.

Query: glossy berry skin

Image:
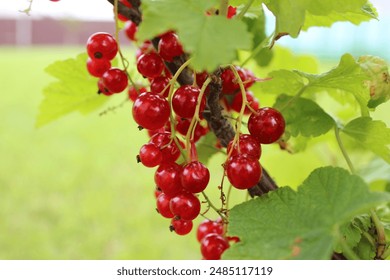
[128,86,147,102]
[138,143,162,168]
[156,193,174,218]
[97,78,113,96]
[132,92,170,130]
[154,162,183,196]
[124,20,137,41]
[248,107,285,144]
[86,32,118,60]
[226,154,262,190]
[172,85,206,119]
[101,68,128,93]
[231,91,259,114]
[181,161,210,193]
[137,53,165,78]
[170,218,193,235]
[158,32,184,61]
[220,67,246,95]
[197,220,224,242]
[149,132,181,163]
[227,134,261,159]
[86,58,111,78]
[170,192,201,221]
[150,76,170,98]
[200,233,230,260]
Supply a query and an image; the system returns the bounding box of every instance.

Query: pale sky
[0,0,389,21]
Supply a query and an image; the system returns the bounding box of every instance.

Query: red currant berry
[138,143,162,168]
[195,71,209,90]
[227,134,262,159]
[150,76,170,98]
[226,154,262,190]
[170,218,193,235]
[227,6,237,19]
[170,192,201,220]
[86,32,118,60]
[197,220,224,242]
[154,162,183,196]
[221,67,246,95]
[158,32,184,61]
[154,187,162,199]
[101,67,128,93]
[132,92,170,130]
[156,193,174,218]
[137,53,165,79]
[97,78,113,96]
[243,68,256,89]
[200,233,230,260]
[175,118,208,142]
[149,132,181,163]
[124,20,137,41]
[86,58,111,78]
[172,85,206,119]
[231,91,259,114]
[128,86,147,102]
[248,107,285,144]
[181,161,210,193]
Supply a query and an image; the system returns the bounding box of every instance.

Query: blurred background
[0,0,389,259]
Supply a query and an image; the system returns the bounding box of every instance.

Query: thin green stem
[240,32,274,68]
[236,0,256,20]
[202,191,227,222]
[334,125,356,174]
[337,229,361,260]
[219,0,229,17]
[19,0,33,16]
[371,209,387,259]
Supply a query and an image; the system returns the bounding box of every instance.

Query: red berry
[86,32,118,60]
[156,193,174,218]
[227,6,237,19]
[128,86,147,102]
[226,154,262,189]
[132,92,170,130]
[149,132,181,163]
[170,218,193,235]
[181,161,210,193]
[138,143,162,168]
[231,91,259,114]
[248,107,285,144]
[227,134,262,159]
[221,67,246,95]
[101,68,128,93]
[97,78,113,96]
[172,85,206,119]
[158,32,184,61]
[86,58,111,78]
[137,53,165,78]
[200,233,230,260]
[175,118,208,142]
[154,162,183,196]
[150,76,170,98]
[197,220,224,242]
[170,192,201,220]
[124,20,137,41]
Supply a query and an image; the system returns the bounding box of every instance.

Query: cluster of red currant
[86,32,129,96]
[84,2,286,259]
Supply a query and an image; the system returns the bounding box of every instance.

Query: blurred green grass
[0,47,388,260]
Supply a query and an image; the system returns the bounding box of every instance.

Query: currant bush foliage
[37,0,390,259]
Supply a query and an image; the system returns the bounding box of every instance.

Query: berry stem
[370,209,387,259]
[185,77,212,161]
[19,0,33,16]
[219,0,229,17]
[202,191,227,222]
[334,124,356,174]
[236,0,256,20]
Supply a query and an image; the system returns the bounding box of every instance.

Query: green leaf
[138,0,252,72]
[196,132,221,165]
[224,166,390,260]
[36,53,109,127]
[342,117,390,163]
[258,54,371,115]
[358,55,390,108]
[274,94,335,137]
[262,0,376,40]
